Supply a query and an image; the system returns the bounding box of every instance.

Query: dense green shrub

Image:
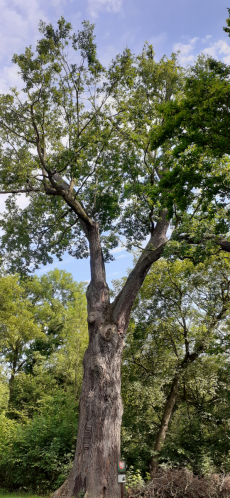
[0,392,78,493]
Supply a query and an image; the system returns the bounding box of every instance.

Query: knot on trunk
[88,311,101,324]
[99,323,117,341]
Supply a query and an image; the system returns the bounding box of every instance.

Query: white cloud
[0,64,23,94]
[87,0,122,18]
[203,39,230,64]
[16,194,30,210]
[0,193,29,214]
[50,0,66,6]
[147,33,167,59]
[0,194,9,214]
[173,35,230,67]
[0,0,48,63]
[116,254,128,259]
[173,37,199,66]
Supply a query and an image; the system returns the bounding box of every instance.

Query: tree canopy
[0,18,184,272]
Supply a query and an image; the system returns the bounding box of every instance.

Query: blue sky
[0,0,230,285]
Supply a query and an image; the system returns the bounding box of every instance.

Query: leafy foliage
[0,18,186,271]
[0,269,88,492]
[121,255,230,475]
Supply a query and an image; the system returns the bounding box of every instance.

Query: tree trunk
[151,375,179,476]
[9,371,15,406]
[53,223,124,498]
[150,346,204,477]
[53,320,124,498]
[8,347,18,406]
[53,215,169,498]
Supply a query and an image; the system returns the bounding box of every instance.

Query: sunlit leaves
[0,21,187,270]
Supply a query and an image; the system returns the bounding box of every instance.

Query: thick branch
[48,172,93,229]
[179,233,230,253]
[112,211,169,329]
[219,239,230,252]
[30,105,47,170]
[86,222,110,312]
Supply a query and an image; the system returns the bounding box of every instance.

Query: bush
[126,466,144,489]
[0,392,78,493]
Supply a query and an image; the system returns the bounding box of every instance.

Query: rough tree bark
[51,213,169,498]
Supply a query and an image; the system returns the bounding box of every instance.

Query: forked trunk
[52,216,168,498]
[53,223,126,498]
[53,317,124,498]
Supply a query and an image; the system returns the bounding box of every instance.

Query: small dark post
[121,482,123,498]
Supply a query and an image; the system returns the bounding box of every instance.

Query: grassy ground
[0,492,45,498]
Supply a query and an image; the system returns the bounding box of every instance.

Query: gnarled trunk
[53,319,124,498]
[53,223,125,498]
[53,215,169,498]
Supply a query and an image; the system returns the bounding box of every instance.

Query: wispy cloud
[148,33,167,55]
[87,0,122,18]
[0,64,23,94]
[202,39,230,64]
[0,0,50,92]
[0,0,48,62]
[173,37,199,65]
[201,35,212,43]
[173,35,230,67]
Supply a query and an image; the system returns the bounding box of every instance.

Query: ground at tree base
[2,469,230,498]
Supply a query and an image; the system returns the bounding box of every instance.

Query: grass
[0,492,45,498]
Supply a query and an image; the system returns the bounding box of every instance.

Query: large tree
[0,18,230,498]
[121,255,230,475]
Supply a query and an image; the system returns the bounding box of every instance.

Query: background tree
[148,9,230,261]
[0,269,88,492]
[121,255,230,477]
[0,274,44,406]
